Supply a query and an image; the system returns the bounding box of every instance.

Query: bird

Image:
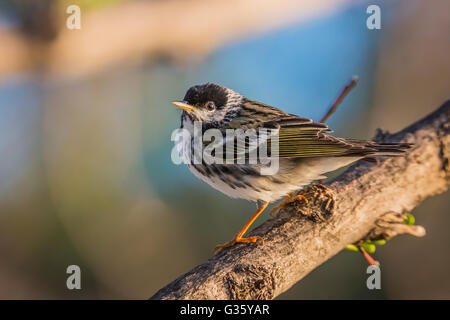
[171,82,411,251]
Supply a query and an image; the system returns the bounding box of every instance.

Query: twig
[358,246,379,266]
[319,76,359,123]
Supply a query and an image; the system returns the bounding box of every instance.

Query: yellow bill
[172,101,195,111]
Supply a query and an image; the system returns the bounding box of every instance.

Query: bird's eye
[206,102,216,111]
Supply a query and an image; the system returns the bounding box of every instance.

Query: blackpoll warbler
[172,83,410,251]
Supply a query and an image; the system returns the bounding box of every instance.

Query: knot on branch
[225,264,276,300]
[362,212,426,243]
[292,184,336,222]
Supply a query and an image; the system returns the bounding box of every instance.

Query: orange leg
[270,191,308,217]
[215,201,269,252]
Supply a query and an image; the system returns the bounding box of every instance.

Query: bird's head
[172,83,244,128]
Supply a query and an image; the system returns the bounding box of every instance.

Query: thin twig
[358,246,379,266]
[319,76,359,123]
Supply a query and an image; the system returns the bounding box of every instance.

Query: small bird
[172,83,410,251]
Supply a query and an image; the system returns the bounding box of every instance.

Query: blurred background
[0,0,449,299]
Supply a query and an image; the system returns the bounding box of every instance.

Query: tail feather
[345,139,412,157]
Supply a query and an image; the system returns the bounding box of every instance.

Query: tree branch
[151,101,450,300]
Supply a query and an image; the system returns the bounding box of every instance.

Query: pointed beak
[172,100,195,112]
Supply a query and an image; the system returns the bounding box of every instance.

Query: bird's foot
[270,191,308,217]
[214,236,264,253]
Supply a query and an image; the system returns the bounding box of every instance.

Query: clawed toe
[270,191,308,217]
[294,194,308,204]
[214,236,264,253]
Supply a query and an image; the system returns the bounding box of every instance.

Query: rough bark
[151,101,450,300]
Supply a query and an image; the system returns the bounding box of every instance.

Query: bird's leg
[215,201,269,252]
[270,191,308,217]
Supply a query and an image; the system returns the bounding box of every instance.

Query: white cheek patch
[213,109,229,122]
[196,108,229,123]
[191,109,208,122]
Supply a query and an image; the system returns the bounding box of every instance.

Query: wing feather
[208,100,410,161]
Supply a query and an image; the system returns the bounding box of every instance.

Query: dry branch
[151,101,450,300]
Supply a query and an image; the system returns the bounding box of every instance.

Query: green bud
[362,243,376,254]
[345,244,359,252]
[374,239,386,245]
[404,213,415,226]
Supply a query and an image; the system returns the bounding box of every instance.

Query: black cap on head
[183,83,228,109]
